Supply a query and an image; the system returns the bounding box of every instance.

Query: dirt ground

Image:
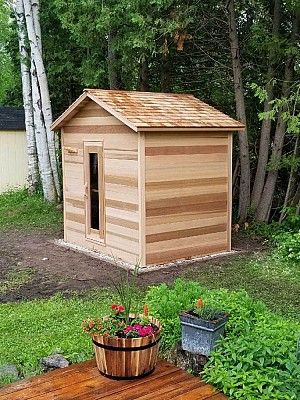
[0,228,265,302]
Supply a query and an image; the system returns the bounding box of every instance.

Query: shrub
[273,230,300,263]
[146,279,300,399]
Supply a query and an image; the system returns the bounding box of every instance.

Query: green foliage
[112,265,139,325]
[0,188,63,231]
[193,305,224,321]
[274,230,300,262]
[0,291,112,385]
[0,1,16,104]
[203,312,300,399]
[146,279,204,349]
[147,279,300,399]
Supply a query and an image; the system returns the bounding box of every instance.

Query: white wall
[0,130,28,193]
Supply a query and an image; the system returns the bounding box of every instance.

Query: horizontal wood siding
[0,130,28,193]
[62,100,140,265]
[145,132,230,265]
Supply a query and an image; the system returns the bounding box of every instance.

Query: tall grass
[0,188,62,230]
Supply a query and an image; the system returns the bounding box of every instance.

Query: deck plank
[0,359,228,400]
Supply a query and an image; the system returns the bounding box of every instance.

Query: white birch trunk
[14,0,38,193]
[31,58,57,201]
[23,0,61,200]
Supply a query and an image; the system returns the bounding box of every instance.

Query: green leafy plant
[273,230,300,262]
[146,279,300,399]
[193,298,226,321]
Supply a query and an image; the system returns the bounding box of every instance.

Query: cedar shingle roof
[0,107,25,131]
[51,90,245,131]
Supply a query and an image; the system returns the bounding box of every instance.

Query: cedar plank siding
[62,100,140,265]
[52,89,243,267]
[144,132,232,265]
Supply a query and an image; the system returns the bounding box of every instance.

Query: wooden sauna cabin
[51,89,244,267]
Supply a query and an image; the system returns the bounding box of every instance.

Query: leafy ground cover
[146,279,300,400]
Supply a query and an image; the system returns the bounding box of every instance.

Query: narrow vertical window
[84,142,105,241]
[89,153,99,230]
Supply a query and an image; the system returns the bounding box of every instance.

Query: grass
[0,269,35,295]
[0,188,63,231]
[0,289,145,385]
[0,289,129,385]
[182,254,300,321]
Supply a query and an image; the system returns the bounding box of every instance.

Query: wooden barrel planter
[92,316,162,380]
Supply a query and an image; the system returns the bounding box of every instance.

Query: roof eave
[51,91,138,132]
[137,125,245,132]
[86,92,138,132]
[51,92,89,131]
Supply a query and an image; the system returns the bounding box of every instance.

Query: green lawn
[0,188,63,231]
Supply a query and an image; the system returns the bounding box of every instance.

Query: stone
[56,203,63,212]
[40,354,69,372]
[0,364,19,380]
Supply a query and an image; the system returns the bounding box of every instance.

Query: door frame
[83,141,105,242]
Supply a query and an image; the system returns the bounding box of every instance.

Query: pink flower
[124,326,134,333]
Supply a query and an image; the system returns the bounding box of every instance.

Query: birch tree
[14,0,38,193]
[12,0,61,202]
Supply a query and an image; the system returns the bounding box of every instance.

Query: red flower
[111,304,118,310]
[88,320,95,328]
[197,298,203,308]
[144,305,149,317]
[118,305,124,313]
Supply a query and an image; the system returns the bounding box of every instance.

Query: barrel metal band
[99,367,155,380]
[92,336,160,351]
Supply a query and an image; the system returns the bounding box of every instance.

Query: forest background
[0,0,299,226]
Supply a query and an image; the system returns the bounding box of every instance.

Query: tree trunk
[255,12,300,222]
[161,52,170,93]
[279,135,299,222]
[23,0,61,201]
[251,0,281,210]
[107,33,121,90]
[226,0,251,223]
[31,58,57,201]
[138,58,150,91]
[14,0,38,193]
[292,185,300,215]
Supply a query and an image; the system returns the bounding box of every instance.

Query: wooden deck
[0,359,228,399]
